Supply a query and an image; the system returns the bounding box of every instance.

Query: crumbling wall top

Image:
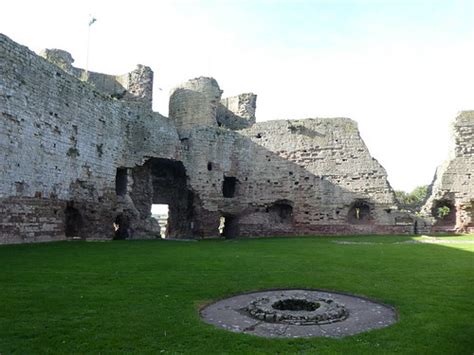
[39,47,153,108]
[169,77,223,137]
[217,93,257,130]
[39,48,75,71]
[453,110,474,157]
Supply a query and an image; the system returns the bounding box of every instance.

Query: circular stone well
[200,289,397,338]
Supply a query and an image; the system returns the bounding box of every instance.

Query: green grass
[0,234,473,354]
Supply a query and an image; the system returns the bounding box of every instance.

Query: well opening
[272,299,320,312]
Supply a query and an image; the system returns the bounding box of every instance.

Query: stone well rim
[199,288,399,338]
[198,287,399,317]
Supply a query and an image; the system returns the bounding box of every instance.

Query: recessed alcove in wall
[432,200,456,227]
[268,200,293,223]
[348,201,371,224]
[64,203,83,238]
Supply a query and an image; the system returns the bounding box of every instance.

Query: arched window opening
[348,201,371,224]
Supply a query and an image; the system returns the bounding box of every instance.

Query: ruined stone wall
[169,77,223,137]
[0,34,180,243]
[422,111,474,233]
[1,34,420,244]
[217,93,257,130]
[180,119,416,237]
[39,49,153,108]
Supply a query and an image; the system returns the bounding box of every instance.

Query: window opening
[223,176,237,198]
[115,168,128,196]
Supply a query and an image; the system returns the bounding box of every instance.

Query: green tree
[395,185,429,212]
[437,206,451,219]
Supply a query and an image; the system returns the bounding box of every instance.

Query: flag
[89,17,97,26]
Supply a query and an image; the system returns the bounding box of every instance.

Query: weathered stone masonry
[2,33,467,244]
[422,111,474,233]
[1,34,179,243]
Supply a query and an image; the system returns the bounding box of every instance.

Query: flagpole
[85,16,96,76]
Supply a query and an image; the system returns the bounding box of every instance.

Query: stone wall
[169,77,223,137]
[422,111,474,233]
[39,48,153,108]
[217,93,257,130]
[179,119,419,237]
[1,33,425,244]
[0,34,180,243]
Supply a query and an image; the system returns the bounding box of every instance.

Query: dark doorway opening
[115,168,128,196]
[113,213,131,240]
[269,200,293,223]
[64,203,83,238]
[222,176,237,198]
[220,215,239,238]
[348,201,371,224]
[131,158,194,238]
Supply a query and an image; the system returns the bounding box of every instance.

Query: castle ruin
[421,111,474,233]
[0,34,472,243]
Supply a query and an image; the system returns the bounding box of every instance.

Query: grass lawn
[0,234,473,354]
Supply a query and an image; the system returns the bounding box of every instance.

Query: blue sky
[1,0,473,191]
[173,0,473,48]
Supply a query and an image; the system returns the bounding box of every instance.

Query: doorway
[151,204,169,238]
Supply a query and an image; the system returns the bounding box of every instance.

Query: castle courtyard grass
[0,235,473,354]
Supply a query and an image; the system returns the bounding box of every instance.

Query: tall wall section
[178,118,418,237]
[168,77,419,237]
[422,111,474,233]
[0,34,181,243]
